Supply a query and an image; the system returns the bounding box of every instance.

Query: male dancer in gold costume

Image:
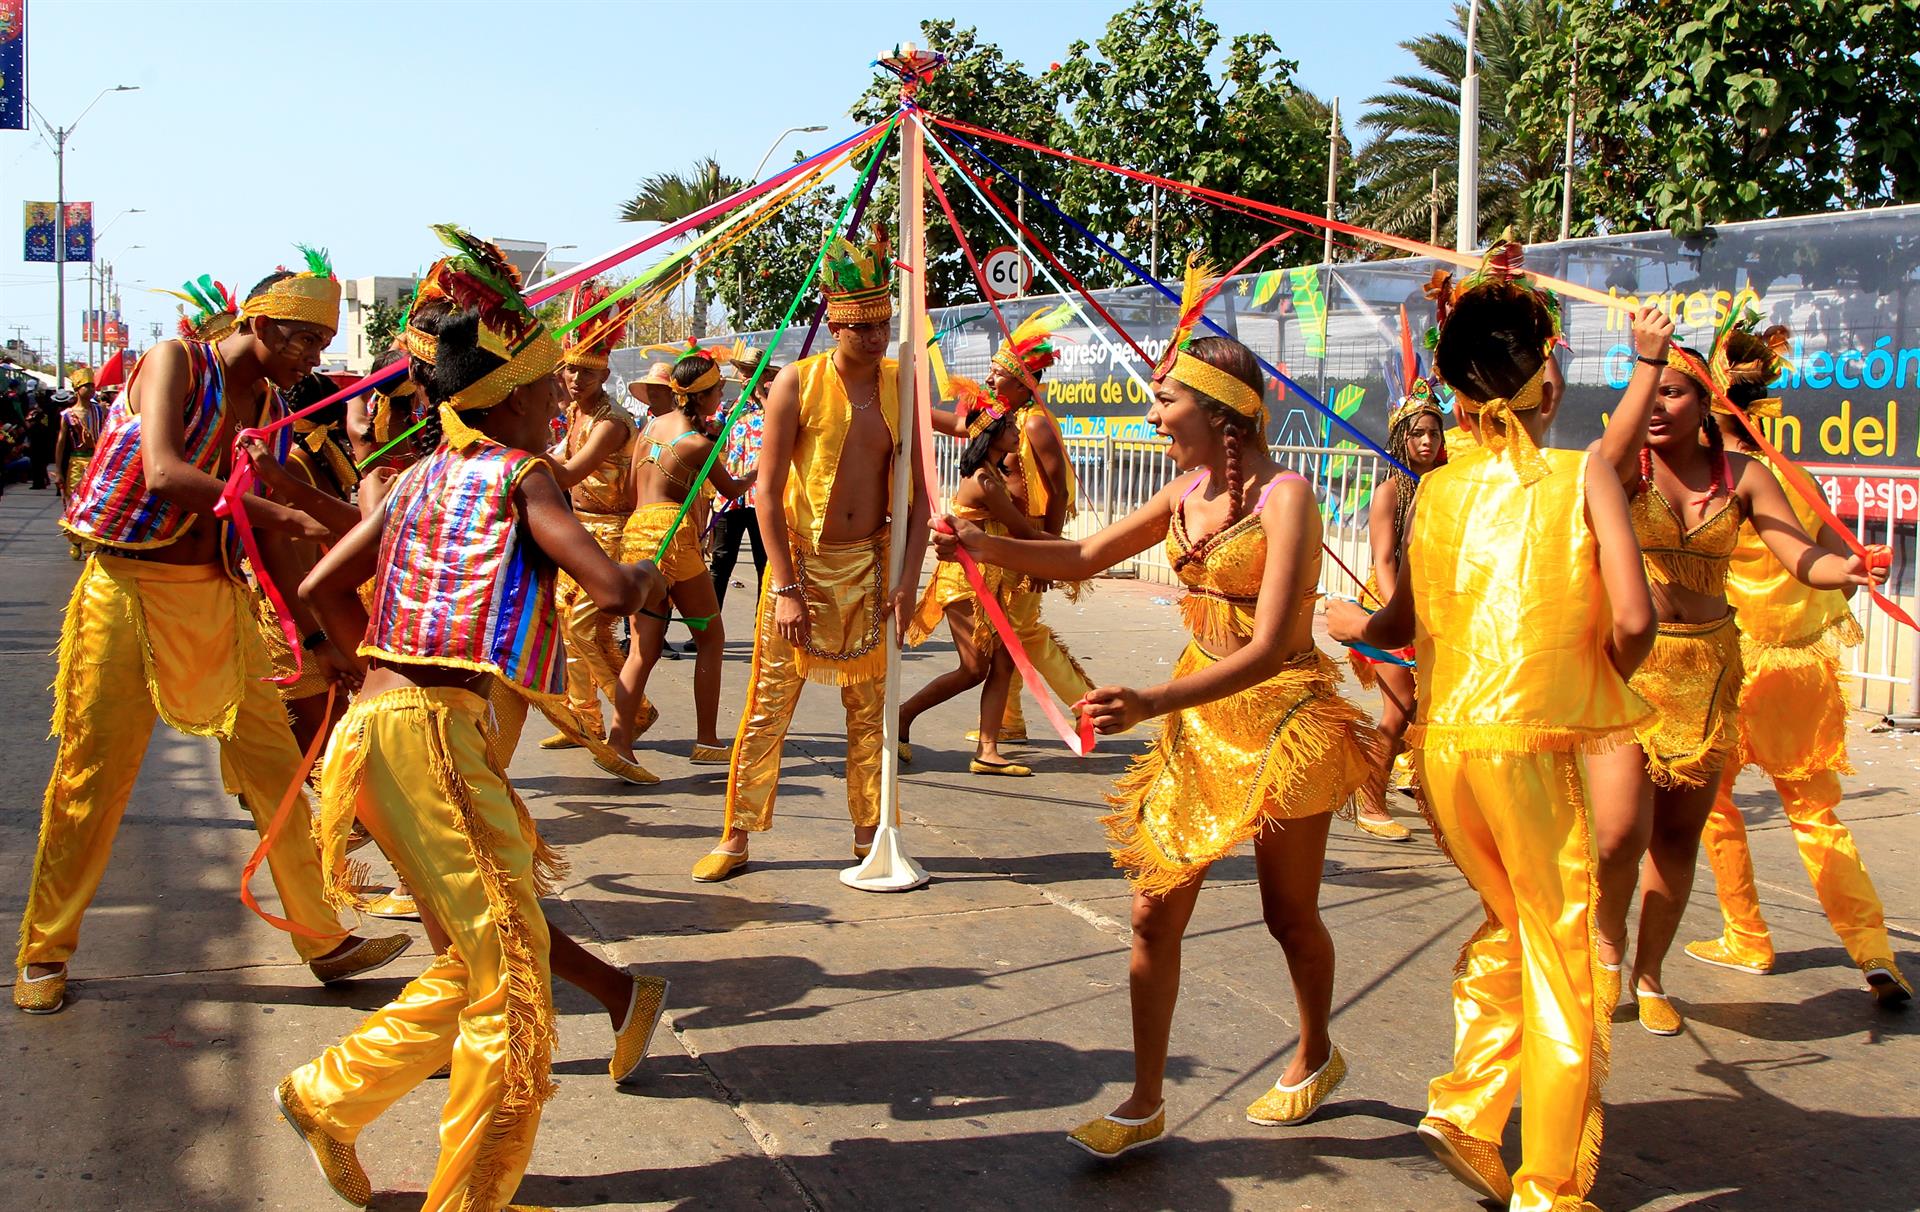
[693,230,931,881]
[542,281,651,749]
[15,252,408,1014]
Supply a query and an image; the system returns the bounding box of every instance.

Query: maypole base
[840,827,929,892]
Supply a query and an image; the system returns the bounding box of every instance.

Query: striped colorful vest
[62,340,289,552]
[361,440,566,697]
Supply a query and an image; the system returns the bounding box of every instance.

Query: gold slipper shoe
[611,973,671,1083]
[1416,1116,1513,1205]
[1684,936,1772,976]
[691,848,749,883]
[969,759,1032,777]
[276,1075,372,1208]
[13,966,66,1014]
[1634,988,1684,1036]
[1067,1105,1164,1158]
[1246,1045,1347,1126]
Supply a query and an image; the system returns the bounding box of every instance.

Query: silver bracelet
[771,579,805,597]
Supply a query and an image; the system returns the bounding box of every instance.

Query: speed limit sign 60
[982,246,1033,299]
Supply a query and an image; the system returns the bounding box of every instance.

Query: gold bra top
[1165,471,1317,645]
[1631,482,1744,597]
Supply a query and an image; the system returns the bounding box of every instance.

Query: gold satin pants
[1420,748,1607,1212]
[17,555,341,968]
[724,534,888,834]
[290,686,553,1212]
[554,513,629,737]
[1701,770,1891,970]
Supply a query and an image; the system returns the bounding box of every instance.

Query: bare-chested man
[693,231,931,882]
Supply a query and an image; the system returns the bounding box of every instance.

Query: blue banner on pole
[23,201,55,262]
[0,0,24,132]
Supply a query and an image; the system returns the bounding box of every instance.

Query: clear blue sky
[1,0,1456,363]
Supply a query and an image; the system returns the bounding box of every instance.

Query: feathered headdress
[668,336,730,396]
[965,304,1074,438]
[1694,307,1790,419]
[1388,309,1444,434]
[560,278,625,370]
[411,225,561,449]
[822,226,894,325]
[1428,231,1558,485]
[239,244,342,332]
[1152,253,1265,424]
[159,275,239,343]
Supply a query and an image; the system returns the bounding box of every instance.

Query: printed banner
[0,0,23,132]
[642,206,1920,486]
[23,200,91,262]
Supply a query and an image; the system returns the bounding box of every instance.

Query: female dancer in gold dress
[939,260,1378,1156]
[1587,322,1886,1035]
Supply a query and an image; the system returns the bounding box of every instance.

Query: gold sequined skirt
[1630,614,1743,789]
[1104,644,1382,897]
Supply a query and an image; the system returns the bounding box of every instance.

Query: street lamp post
[1455,0,1482,252]
[525,243,576,289]
[751,124,828,183]
[31,86,140,384]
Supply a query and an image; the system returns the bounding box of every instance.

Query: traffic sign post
[982,245,1032,299]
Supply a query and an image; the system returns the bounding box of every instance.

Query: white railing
[931,439,1920,720]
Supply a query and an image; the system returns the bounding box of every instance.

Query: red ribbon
[241,685,350,939]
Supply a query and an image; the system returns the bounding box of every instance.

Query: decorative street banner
[631,203,1920,500]
[22,200,91,262]
[0,0,24,133]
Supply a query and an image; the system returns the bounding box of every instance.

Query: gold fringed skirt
[1104,645,1382,897]
[783,528,889,687]
[1736,614,1860,780]
[254,588,330,702]
[1629,614,1743,789]
[906,553,1018,651]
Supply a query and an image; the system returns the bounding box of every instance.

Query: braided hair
[670,353,724,439]
[1169,336,1266,572]
[1384,407,1445,550]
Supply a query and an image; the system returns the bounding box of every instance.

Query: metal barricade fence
[931,439,1920,720]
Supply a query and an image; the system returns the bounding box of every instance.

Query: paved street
[2,482,1915,1212]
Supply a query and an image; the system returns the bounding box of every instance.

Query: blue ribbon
[939,127,1413,480]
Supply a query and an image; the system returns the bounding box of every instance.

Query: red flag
[95,349,125,389]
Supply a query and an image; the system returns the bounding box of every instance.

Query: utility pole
[1149,185,1160,282]
[1455,0,1482,252]
[1560,37,1579,242]
[1430,167,1440,246]
[1323,97,1340,266]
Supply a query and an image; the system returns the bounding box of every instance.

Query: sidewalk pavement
[1,482,1914,1211]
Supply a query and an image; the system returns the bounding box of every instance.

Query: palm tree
[1352,0,1567,245]
[619,157,742,338]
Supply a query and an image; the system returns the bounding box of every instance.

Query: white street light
[752,125,829,182]
[526,243,577,286]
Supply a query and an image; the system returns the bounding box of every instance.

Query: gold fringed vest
[1408,446,1649,754]
[785,352,899,545]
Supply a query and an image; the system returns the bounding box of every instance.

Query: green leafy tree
[850,19,1076,307]
[1046,0,1329,281]
[619,158,744,337]
[1352,0,1570,244]
[362,297,407,357]
[1553,0,1920,236]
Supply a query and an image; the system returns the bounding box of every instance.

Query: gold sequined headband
[1165,350,1265,422]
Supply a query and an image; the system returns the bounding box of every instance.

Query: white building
[342,275,420,374]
